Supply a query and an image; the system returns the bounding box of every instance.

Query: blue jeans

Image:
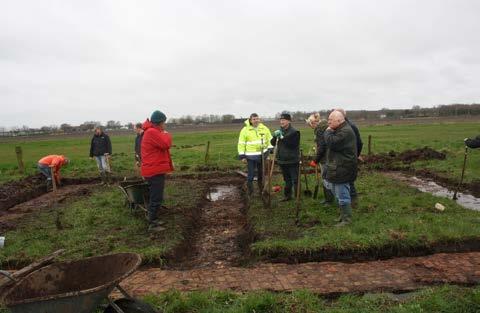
[350,182,357,198]
[94,155,111,173]
[247,158,263,183]
[38,163,52,180]
[323,180,351,206]
[146,174,165,223]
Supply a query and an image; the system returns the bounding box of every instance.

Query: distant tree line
[1,103,479,137]
[276,103,480,121]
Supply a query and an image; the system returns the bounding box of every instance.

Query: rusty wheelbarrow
[2,252,156,313]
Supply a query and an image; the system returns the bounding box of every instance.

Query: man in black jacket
[324,111,357,226]
[134,123,144,167]
[271,113,301,201]
[89,126,112,184]
[336,108,362,201]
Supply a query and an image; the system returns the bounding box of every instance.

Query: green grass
[248,171,480,257]
[0,121,478,183]
[0,179,206,266]
[2,285,478,313]
[130,285,480,313]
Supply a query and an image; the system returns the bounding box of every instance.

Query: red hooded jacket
[141,119,174,177]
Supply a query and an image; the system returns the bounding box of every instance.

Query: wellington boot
[105,172,112,185]
[247,182,254,195]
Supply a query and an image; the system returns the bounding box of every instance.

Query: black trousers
[146,174,165,223]
[279,163,299,198]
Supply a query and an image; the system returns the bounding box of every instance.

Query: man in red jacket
[141,110,174,231]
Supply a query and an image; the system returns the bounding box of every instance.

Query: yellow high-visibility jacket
[237,119,273,159]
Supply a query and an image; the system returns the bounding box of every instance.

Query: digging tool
[50,167,57,194]
[453,146,468,200]
[301,151,312,197]
[263,137,279,194]
[313,163,320,199]
[295,150,303,225]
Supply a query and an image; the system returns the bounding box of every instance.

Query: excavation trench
[384,172,480,211]
[165,177,253,269]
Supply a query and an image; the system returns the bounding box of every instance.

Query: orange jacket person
[37,155,69,190]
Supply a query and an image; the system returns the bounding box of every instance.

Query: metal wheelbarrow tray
[119,180,150,216]
[3,253,141,313]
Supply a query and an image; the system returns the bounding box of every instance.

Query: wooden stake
[15,146,25,174]
[51,167,57,193]
[368,135,372,156]
[204,141,211,164]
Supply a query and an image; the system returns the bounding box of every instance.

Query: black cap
[280,113,291,121]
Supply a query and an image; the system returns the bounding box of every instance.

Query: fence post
[368,135,372,156]
[204,141,211,164]
[15,146,25,174]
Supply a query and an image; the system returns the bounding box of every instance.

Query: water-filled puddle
[386,172,480,211]
[207,185,237,202]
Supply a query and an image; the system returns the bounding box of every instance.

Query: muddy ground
[165,176,252,269]
[362,147,480,197]
[0,184,94,233]
[0,174,99,211]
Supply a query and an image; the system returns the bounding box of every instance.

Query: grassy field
[109,285,480,313]
[2,285,479,313]
[248,171,480,259]
[0,179,206,267]
[0,121,478,183]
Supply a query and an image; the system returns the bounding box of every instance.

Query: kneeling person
[37,155,69,191]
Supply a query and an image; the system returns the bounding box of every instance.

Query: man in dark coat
[89,126,112,184]
[324,111,358,226]
[134,122,144,167]
[336,108,362,200]
[271,113,301,201]
[465,135,480,149]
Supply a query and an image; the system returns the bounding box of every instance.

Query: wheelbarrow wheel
[104,297,159,313]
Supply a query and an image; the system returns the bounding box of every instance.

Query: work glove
[273,130,284,138]
[309,160,317,168]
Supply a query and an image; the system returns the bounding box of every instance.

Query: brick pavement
[119,252,480,297]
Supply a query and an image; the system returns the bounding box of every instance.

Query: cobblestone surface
[119,252,480,297]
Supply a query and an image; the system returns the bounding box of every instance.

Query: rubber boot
[320,186,334,206]
[280,186,292,202]
[46,179,52,192]
[247,181,254,195]
[105,172,112,185]
[100,172,107,185]
[335,204,352,227]
[257,180,263,195]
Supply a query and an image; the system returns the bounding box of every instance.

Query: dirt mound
[364,147,446,166]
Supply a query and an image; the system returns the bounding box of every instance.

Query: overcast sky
[1,0,479,128]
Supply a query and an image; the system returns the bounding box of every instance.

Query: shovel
[453,146,468,200]
[263,137,279,195]
[313,163,320,199]
[295,150,303,225]
[301,151,312,197]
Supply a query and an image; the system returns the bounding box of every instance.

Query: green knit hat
[151,110,167,124]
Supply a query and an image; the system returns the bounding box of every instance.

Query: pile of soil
[363,147,446,167]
